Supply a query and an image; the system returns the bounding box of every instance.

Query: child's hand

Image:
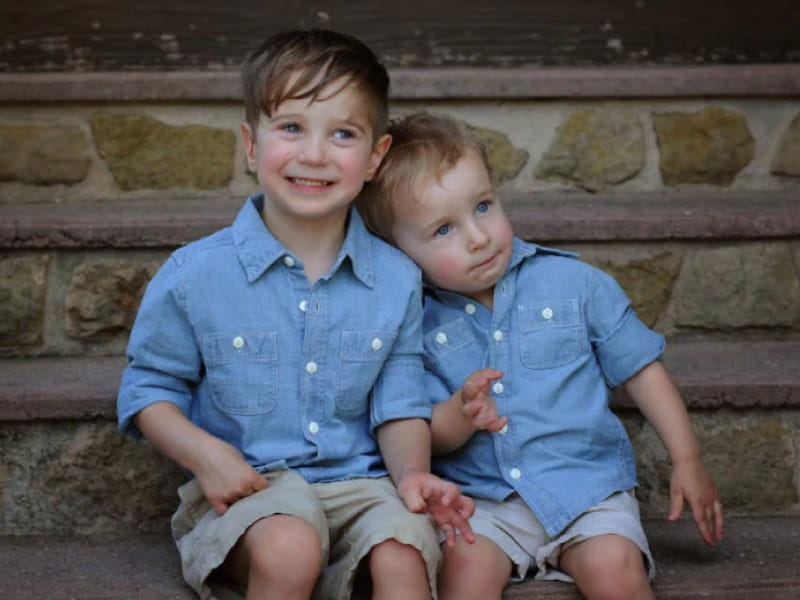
[194,435,268,515]
[397,471,476,547]
[669,456,724,546]
[461,369,508,433]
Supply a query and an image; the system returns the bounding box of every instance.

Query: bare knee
[561,535,651,600]
[369,539,429,596]
[239,515,322,588]
[439,536,510,600]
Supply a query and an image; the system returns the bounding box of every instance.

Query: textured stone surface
[582,250,682,327]
[630,412,799,517]
[63,260,157,339]
[653,107,755,186]
[90,112,235,190]
[536,109,644,191]
[0,124,90,184]
[464,122,529,186]
[671,243,800,330]
[0,253,49,347]
[0,422,184,535]
[771,111,800,177]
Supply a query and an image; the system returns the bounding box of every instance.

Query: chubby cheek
[424,251,468,290]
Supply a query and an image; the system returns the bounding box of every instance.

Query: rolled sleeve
[370,284,430,429]
[117,258,201,437]
[586,267,665,388]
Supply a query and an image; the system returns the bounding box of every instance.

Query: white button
[308,422,320,434]
[232,336,245,349]
[510,468,521,480]
[283,256,295,267]
[492,382,504,394]
[305,361,318,374]
[493,330,504,342]
[542,307,553,320]
[435,332,448,345]
[464,303,477,315]
[299,300,308,312]
[499,424,508,435]
[371,338,383,351]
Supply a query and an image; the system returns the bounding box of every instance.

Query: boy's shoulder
[365,230,422,282]
[170,226,235,269]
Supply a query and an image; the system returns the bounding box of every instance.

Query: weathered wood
[2,0,799,72]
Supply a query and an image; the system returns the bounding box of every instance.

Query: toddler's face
[391,150,513,308]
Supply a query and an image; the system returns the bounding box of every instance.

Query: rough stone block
[0,124,90,184]
[0,422,184,534]
[63,260,158,340]
[671,243,800,330]
[536,109,644,191]
[0,253,49,347]
[90,112,235,191]
[463,122,529,186]
[771,111,800,177]
[653,107,754,186]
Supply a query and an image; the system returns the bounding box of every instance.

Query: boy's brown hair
[241,29,390,138]
[358,112,489,244]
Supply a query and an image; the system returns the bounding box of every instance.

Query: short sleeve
[585,267,665,388]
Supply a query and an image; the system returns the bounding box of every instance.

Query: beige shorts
[460,490,654,584]
[171,470,441,600]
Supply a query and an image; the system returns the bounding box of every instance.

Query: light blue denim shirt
[118,196,430,484]
[423,238,665,536]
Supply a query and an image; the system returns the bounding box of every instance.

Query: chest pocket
[203,331,278,415]
[336,330,397,412]
[518,299,583,369]
[424,318,481,391]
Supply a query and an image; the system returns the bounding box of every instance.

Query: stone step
[1,340,798,423]
[1,517,798,600]
[2,190,799,250]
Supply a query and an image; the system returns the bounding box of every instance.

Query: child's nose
[467,222,490,249]
[299,135,326,164]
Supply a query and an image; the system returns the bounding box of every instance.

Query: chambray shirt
[423,238,665,536]
[118,196,430,484]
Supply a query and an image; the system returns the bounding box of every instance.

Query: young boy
[358,113,724,600]
[117,33,475,600]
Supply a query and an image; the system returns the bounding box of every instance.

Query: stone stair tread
[2,340,799,422]
[0,517,797,599]
[2,190,799,248]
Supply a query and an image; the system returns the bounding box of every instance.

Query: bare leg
[559,534,653,600]
[370,539,432,600]
[221,514,323,600]
[439,535,512,600]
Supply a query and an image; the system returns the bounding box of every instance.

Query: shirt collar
[232,195,375,287]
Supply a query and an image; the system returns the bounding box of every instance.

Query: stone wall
[1,95,799,533]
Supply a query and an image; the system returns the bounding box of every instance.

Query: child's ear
[364,133,392,182]
[241,122,257,172]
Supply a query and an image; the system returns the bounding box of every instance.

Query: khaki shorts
[171,470,441,600]
[458,490,654,584]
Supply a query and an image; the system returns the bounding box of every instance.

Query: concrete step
[1,517,798,600]
[2,190,799,250]
[1,340,798,423]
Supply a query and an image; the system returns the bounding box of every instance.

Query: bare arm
[431,369,507,455]
[377,418,475,545]
[624,361,724,545]
[135,402,266,515]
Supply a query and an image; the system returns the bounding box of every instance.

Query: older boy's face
[241,77,391,230]
[391,150,514,308]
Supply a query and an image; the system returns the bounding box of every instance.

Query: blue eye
[435,224,452,237]
[283,123,301,134]
[334,129,355,140]
[476,201,490,214]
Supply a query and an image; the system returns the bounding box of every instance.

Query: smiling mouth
[473,253,497,270]
[288,177,333,188]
